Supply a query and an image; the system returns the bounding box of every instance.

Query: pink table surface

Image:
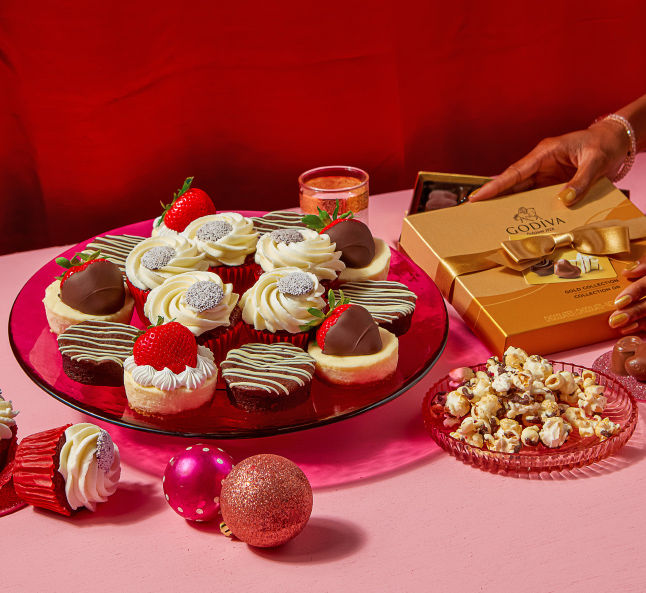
[3,161,646,593]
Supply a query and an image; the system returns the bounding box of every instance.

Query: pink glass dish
[9,216,449,439]
[422,362,638,473]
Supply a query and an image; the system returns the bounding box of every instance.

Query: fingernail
[620,322,639,334]
[468,189,480,200]
[609,312,629,328]
[558,188,577,206]
[614,295,633,308]
[624,261,640,272]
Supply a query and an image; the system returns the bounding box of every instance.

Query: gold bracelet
[591,113,637,182]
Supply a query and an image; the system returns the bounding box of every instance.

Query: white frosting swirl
[182,213,258,267]
[0,395,18,441]
[255,228,345,281]
[125,235,208,290]
[124,346,217,390]
[241,267,325,333]
[151,216,179,237]
[144,271,239,336]
[58,423,121,512]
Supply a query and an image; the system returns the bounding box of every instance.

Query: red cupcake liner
[13,424,75,516]
[0,426,26,517]
[244,326,311,350]
[209,255,257,296]
[197,322,243,366]
[125,278,151,326]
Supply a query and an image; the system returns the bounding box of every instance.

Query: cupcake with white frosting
[254,228,345,285]
[124,235,208,324]
[182,212,259,294]
[13,423,120,516]
[240,267,326,349]
[0,392,18,470]
[144,271,241,363]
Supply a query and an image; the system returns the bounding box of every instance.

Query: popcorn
[539,417,572,448]
[445,390,471,418]
[437,350,621,453]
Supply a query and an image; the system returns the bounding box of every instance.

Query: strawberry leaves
[299,288,350,332]
[302,199,353,232]
[55,250,102,281]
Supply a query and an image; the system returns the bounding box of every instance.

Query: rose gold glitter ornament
[220,454,313,547]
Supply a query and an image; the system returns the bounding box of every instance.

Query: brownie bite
[221,343,316,412]
[251,211,307,235]
[332,280,417,336]
[58,320,139,386]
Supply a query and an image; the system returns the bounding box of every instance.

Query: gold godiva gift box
[399,176,646,356]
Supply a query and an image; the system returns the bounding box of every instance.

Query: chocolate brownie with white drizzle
[220,342,316,413]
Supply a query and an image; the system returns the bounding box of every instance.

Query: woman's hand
[609,261,646,334]
[469,120,630,207]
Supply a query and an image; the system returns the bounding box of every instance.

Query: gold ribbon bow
[435,219,646,300]
[494,221,632,271]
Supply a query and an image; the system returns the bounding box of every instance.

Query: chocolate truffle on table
[43,250,135,335]
[332,280,417,336]
[221,343,316,412]
[611,335,643,375]
[57,320,140,386]
[306,298,399,388]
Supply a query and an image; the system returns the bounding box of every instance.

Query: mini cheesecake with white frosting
[0,392,18,470]
[221,343,316,412]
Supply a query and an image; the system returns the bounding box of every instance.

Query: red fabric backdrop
[1,1,645,253]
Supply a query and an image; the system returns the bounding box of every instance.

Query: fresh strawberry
[133,318,198,374]
[299,288,351,336]
[316,304,353,351]
[301,198,353,233]
[156,177,216,232]
[55,250,107,287]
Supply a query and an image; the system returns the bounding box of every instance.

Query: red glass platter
[422,362,638,473]
[9,216,449,439]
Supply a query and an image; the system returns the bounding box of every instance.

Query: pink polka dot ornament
[163,444,234,522]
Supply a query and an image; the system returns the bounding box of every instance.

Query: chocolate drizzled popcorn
[269,229,305,245]
[185,280,225,312]
[197,221,233,242]
[276,272,314,296]
[96,430,115,474]
[141,246,175,270]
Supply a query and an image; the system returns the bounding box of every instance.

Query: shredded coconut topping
[276,272,314,296]
[269,229,305,245]
[95,430,115,474]
[185,280,225,312]
[197,221,234,242]
[141,246,176,270]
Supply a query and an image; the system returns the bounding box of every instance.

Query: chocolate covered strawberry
[301,290,382,356]
[133,318,198,374]
[156,177,216,233]
[302,200,375,267]
[55,250,126,315]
